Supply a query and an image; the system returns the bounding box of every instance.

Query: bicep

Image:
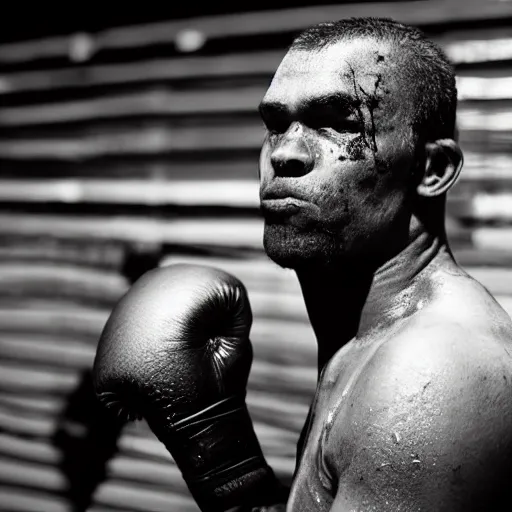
[326,430,462,512]
[326,452,426,512]
[325,365,512,510]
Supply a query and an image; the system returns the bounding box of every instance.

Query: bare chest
[287,336,385,510]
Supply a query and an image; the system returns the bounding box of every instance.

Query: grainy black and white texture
[0,3,511,511]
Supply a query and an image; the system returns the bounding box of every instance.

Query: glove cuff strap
[188,456,280,512]
[148,395,282,511]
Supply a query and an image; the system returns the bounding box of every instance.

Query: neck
[296,222,452,372]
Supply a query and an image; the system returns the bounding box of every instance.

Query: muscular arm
[326,324,512,512]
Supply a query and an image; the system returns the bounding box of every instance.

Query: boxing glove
[93,263,284,511]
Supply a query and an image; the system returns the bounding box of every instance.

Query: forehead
[263,38,400,110]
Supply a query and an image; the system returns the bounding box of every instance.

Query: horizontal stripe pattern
[1,0,511,64]
[1,3,511,512]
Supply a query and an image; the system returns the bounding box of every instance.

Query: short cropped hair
[290,17,457,144]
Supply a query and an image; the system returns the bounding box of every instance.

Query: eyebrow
[258,92,359,118]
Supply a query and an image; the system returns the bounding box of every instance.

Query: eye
[319,119,361,135]
[302,106,361,134]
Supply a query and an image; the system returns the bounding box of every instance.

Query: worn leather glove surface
[93,264,281,511]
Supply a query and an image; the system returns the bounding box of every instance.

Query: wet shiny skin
[258,39,512,511]
[288,245,512,511]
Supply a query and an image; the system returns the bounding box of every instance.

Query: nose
[270,125,314,178]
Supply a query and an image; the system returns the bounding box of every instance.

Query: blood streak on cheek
[319,131,365,162]
[337,133,366,161]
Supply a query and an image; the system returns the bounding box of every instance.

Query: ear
[417,139,463,197]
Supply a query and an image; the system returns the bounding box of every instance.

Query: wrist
[190,459,281,512]
[145,394,280,511]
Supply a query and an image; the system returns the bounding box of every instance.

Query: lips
[261,182,308,213]
[262,196,304,212]
[260,185,307,202]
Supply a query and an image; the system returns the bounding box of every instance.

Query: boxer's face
[259,38,418,269]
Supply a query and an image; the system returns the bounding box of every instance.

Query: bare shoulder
[327,270,512,511]
[383,266,512,388]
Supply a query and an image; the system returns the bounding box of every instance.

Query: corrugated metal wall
[0,2,511,511]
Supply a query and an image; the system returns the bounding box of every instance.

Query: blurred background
[0,1,511,511]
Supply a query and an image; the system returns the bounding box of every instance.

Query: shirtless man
[93,17,512,511]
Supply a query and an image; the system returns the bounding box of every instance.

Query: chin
[263,223,342,270]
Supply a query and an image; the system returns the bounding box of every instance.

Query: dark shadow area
[0,1,407,44]
[121,243,162,284]
[52,369,125,512]
[51,248,162,511]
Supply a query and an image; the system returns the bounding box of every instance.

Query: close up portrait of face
[259,36,425,271]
